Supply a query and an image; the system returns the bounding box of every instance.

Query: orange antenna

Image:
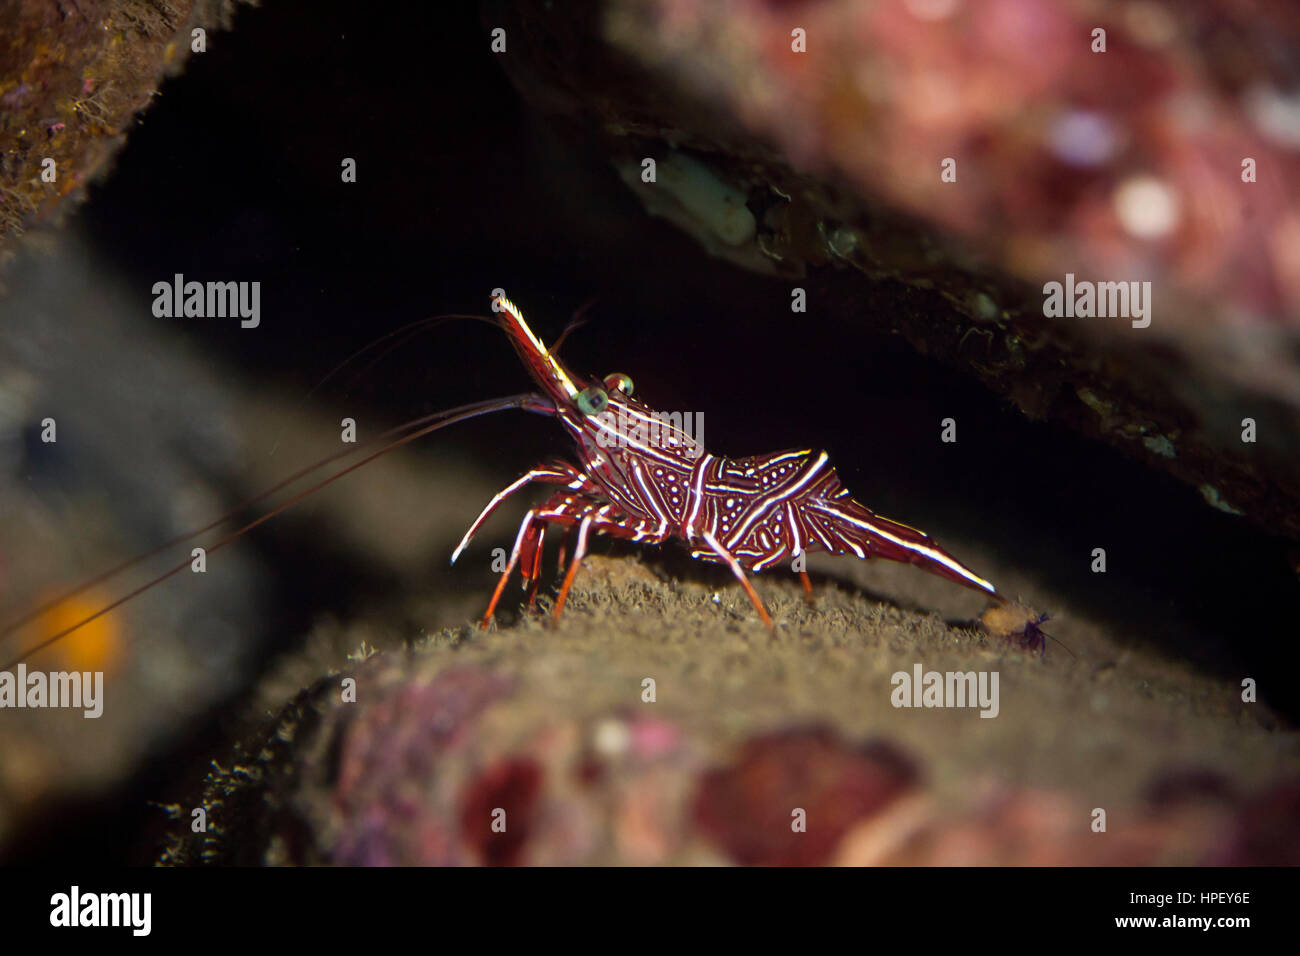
[2,314,507,645]
[1,392,548,669]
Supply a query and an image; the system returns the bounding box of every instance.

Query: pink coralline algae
[236,674,1299,865]
[332,666,514,866]
[613,0,1300,327]
[1209,777,1300,866]
[459,758,545,866]
[693,726,919,865]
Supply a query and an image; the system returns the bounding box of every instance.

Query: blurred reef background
[1,0,1299,864]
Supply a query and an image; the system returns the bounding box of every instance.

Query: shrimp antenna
[551,298,598,357]
[0,392,548,668]
[4,309,518,643]
[1026,612,1075,659]
[269,311,502,457]
[1040,626,1076,660]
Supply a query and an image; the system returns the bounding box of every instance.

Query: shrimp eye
[603,372,634,396]
[576,385,609,416]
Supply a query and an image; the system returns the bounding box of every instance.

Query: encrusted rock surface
[0,0,246,272]
[162,555,1300,866]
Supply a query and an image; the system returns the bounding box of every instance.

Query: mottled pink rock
[693,726,918,865]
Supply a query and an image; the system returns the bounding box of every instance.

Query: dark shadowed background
[2,0,1297,864]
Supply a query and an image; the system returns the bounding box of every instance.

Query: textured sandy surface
[165,545,1299,865]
